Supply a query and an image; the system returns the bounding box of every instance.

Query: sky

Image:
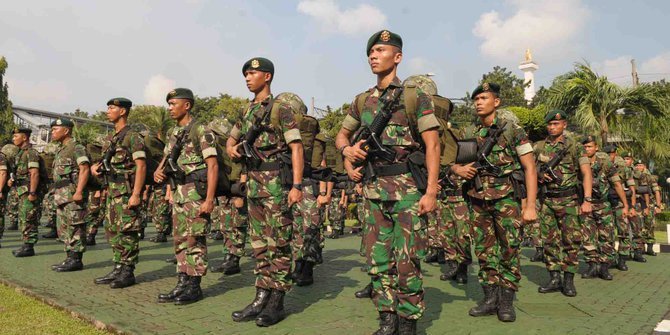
[1,0,669,115]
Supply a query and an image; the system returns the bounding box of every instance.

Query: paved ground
[1,226,669,335]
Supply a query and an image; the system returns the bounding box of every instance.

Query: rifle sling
[545,188,577,198]
[373,162,410,177]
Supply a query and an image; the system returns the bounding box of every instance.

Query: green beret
[366,30,402,56]
[581,135,597,145]
[603,144,617,153]
[635,159,645,165]
[544,109,568,123]
[107,97,132,110]
[13,127,32,135]
[471,82,500,99]
[620,151,632,158]
[50,117,75,128]
[242,57,274,76]
[166,88,194,102]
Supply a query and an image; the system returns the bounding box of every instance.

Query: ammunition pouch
[510,170,526,201]
[309,167,333,182]
[51,178,74,190]
[373,162,410,177]
[107,173,129,184]
[455,139,478,165]
[278,152,293,188]
[407,151,428,194]
[186,169,208,199]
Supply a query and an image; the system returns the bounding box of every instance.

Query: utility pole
[631,59,640,87]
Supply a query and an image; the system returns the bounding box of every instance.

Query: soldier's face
[51,126,69,142]
[167,98,190,120]
[546,120,566,136]
[624,157,633,166]
[635,164,645,171]
[583,142,598,157]
[473,92,500,117]
[12,133,26,146]
[244,70,271,93]
[368,44,402,75]
[106,105,125,123]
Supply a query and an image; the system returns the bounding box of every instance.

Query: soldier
[91,97,147,289]
[327,182,347,239]
[606,147,636,271]
[580,137,628,280]
[535,110,592,297]
[636,160,660,256]
[3,143,20,232]
[453,83,537,323]
[226,57,304,327]
[336,30,441,334]
[41,141,59,239]
[11,128,44,258]
[49,118,91,272]
[0,146,9,248]
[648,174,663,255]
[148,184,171,243]
[85,134,109,246]
[631,159,654,261]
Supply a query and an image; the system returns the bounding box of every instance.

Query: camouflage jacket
[589,151,620,201]
[14,144,40,196]
[462,114,533,201]
[441,125,467,201]
[102,126,146,198]
[53,139,90,205]
[613,156,635,195]
[534,133,589,192]
[0,152,7,172]
[341,77,439,201]
[164,119,217,204]
[230,95,301,198]
[633,168,653,196]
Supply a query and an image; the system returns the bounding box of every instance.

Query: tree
[128,105,175,140]
[73,122,104,146]
[318,104,348,139]
[506,105,548,142]
[192,94,248,125]
[479,66,528,108]
[0,56,16,144]
[65,109,90,118]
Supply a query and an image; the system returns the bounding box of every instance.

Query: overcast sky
[2,0,669,115]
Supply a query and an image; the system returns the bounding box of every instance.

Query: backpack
[127,124,165,186]
[184,119,231,196]
[271,92,321,173]
[39,142,59,182]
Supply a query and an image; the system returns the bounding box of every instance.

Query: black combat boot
[232,287,271,322]
[530,247,544,262]
[355,282,373,299]
[94,264,123,284]
[110,264,136,289]
[209,230,224,240]
[42,227,58,239]
[149,232,167,243]
[139,228,145,240]
[439,260,459,281]
[255,289,286,327]
[158,273,188,303]
[398,317,416,335]
[616,254,629,271]
[646,243,657,256]
[562,272,577,297]
[497,287,516,322]
[437,249,446,264]
[164,224,173,236]
[538,271,562,293]
[165,255,177,264]
[7,222,18,231]
[423,248,439,264]
[581,262,599,279]
[469,285,499,317]
[372,312,398,335]
[598,262,613,280]
[292,260,305,282]
[85,234,96,246]
[632,250,647,262]
[12,243,35,257]
[174,276,203,305]
[52,253,70,270]
[455,262,468,284]
[55,252,83,272]
[296,261,315,287]
[327,226,342,239]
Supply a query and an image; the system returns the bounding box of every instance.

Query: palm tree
[546,62,670,145]
[129,105,175,140]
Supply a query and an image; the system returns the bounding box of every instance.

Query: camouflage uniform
[229,94,301,292]
[341,77,439,320]
[0,152,8,241]
[632,168,653,252]
[14,144,43,246]
[149,185,171,234]
[52,139,90,253]
[216,196,247,258]
[40,142,59,237]
[609,156,635,259]
[6,185,19,230]
[42,190,57,234]
[85,190,105,239]
[644,174,661,245]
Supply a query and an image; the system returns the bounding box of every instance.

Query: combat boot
[437,249,446,264]
[497,287,516,322]
[174,276,203,305]
[398,317,416,335]
[110,264,136,289]
[209,230,223,240]
[355,282,373,299]
[255,289,286,327]
[646,243,657,256]
[164,224,173,236]
[149,232,167,243]
[232,287,271,322]
[616,254,629,271]
[581,262,599,279]
[372,312,398,335]
[291,260,305,282]
[538,271,562,293]
[598,263,613,280]
[632,250,647,262]
[562,272,577,297]
[7,222,18,231]
[165,255,177,264]
[42,227,58,239]
[52,253,70,270]
[158,273,188,303]
[12,243,35,257]
[85,234,96,246]
[55,252,83,272]
[94,264,122,284]
[439,260,458,281]
[469,285,499,317]
[455,262,468,284]
[423,248,439,264]
[139,228,145,240]
[296,261,315,287]
[530,247,544,262]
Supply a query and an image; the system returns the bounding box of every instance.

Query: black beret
[471,82,500,99]
[50,117,75,128]
[544,109,568,123]
[603,144,617,153]
[367,30,402,56]
[242,57,274,76]
[635,159,645,165]
[107,97,132,109]
[581,135,597,145]
[13,127,32,135]
[166,88,194,102]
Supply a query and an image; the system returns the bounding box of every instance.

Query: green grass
[0,283,109,335]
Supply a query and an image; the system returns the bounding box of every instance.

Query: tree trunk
[600,113,609,145]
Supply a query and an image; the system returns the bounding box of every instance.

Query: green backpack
[128,124,166,186]
[183,119,231,196]
[271,92,321,173]
[40,142,60,182]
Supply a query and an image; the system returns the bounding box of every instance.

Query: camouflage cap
[13,127,32,135]
[107,97,132,109]
[275,92,307,115]
[166,88,194,102]
[544,109,568,123]
[1,143,19,158]
[581,135,597,145]
[403,75,438,96]
[471,82,500,99]
[367,30,402,56]
[242,57,274,76]
[50,117,75,128]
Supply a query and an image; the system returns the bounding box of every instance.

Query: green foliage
[73,122,105,146]
[479,66,528,108]
[191,94,248,125]
[657,211,670,222]
[0,56,16,145]
[65,109,90,119]
[318,104,348,139]
[506,105,548,141]
[128,105,175,140]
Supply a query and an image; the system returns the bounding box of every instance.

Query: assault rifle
[537,147,568,203]
[238,101,274,168]
[163,125,191,190]
[456,120,508,191]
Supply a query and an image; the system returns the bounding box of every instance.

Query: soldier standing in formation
[605,146,636,271]
[0,145,9,248]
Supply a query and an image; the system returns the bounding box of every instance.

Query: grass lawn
[0,283,109,335]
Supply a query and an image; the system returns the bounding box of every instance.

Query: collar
[547,133,566,145]
[373,77,402,92]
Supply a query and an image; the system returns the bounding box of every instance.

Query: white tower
[518,49,538,104]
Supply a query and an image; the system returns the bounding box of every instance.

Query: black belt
[108,174,128,183]
[545,188,577,198]
[52,179,73,189]
[14,179,29,187]
[247,161,281,172]
[373,163,410,177]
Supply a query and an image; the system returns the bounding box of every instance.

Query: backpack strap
[355,91,372,119]
[403,84,420,144]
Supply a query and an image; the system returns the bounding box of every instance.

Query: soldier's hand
[288,187,303,207]
[339,197,347,209]
[622,206,629,217]
[345,160,363,182]
[644,208,650,216]
[343,140,367,163]
[72,192,83,203]
[0,192,4,200]
[418,193,437,215]
[28,193,37,202]
[655,207,662,214]
[7,179,13,187]
[580,201,592,215]
[154,168,166,184]
[227,143,243,159]
[91,163,103,177]
[232,197,244,208]
[317,195,329,207]
[199,199,215,216]
[629,207,637,217]
[451,163,477,180]
[128,193,141,208]
[522,206,537,223]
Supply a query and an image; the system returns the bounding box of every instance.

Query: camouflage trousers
[364,198,427,320]
[292,183,322,263]
[642,205,656,244]
[150,187,171,234]
[105,194,141,265]
[328,193,345,232]
[248,194,293,292]
[581,201,615,264]
[632,200,646,251]
[173,196,210,276]
[214,196,248,258]
[470,196,522,291]
[19,193,41,245]
[56,200,88,253]
[42,189,57,229]
[7,187,19,228]
[523,201,542,248]
[351,200,364,230]
[0,193,6,238]
[440,198,472,265]
[318,206,326,249]
[85,191,105,237]
[540,195,582,273]
[612,200,633,257]
[358,200,367,256]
